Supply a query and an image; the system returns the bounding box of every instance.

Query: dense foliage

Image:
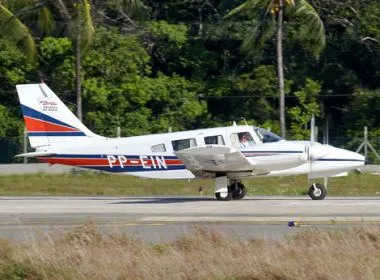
[0,0,380,162]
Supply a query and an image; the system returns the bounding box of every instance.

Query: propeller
[308,114,315,180]
[307,115,329,180]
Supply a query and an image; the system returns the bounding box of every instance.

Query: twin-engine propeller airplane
[15,83,366,201]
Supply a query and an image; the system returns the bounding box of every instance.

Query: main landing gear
[214,176,246,201]
[308,182,327,200]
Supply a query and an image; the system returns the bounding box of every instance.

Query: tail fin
[16,83,98,148]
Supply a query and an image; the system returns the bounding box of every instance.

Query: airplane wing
[175,142,310,177]
[174,146,257,174]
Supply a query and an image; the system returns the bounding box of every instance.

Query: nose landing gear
[308,183,327,200]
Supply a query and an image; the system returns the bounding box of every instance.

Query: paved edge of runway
[2,216,380,225]
[1,196,379,225]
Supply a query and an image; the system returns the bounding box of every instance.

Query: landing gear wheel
[215,190,233,201]
[231,182,246,200]
[308,183,327,200]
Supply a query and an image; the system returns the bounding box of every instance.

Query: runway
[0,196,379,242]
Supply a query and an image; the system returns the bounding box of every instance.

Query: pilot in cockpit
[239,132,253,148]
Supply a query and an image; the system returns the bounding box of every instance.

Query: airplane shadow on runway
[111,197,216,204]
[110,196,380,204]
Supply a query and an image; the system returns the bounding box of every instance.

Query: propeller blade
[308,114,315,180]
[308,144,329,161]
[310,114,315,145]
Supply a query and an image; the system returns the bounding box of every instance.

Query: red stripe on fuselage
[38,157,109,166]
[24,117,78,132]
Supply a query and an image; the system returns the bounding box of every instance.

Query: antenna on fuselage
[232,121,237,127]
[241,117,248,126]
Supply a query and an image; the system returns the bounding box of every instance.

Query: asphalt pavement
[0,195,379,242]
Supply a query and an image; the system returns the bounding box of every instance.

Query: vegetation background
[1,0,380,162]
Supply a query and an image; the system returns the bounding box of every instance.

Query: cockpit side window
[230,132,255,148]
[204,135,225,145]
[172,138,197,151]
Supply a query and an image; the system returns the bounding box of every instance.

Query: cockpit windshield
[254,127,283,143]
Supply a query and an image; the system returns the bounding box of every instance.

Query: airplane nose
[329,147,366,168]
[352,151,366,167]
[353,151,366,163]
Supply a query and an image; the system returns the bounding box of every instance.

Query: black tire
[215,190,233,201]
[308,183,327,200]
[231,182,246,200]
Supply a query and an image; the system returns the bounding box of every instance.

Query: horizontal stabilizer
[15,152,56,158]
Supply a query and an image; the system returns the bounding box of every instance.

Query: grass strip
[0,172,378,196]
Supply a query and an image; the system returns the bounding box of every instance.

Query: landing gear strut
[214,176,246,201]
[308,183,327,200]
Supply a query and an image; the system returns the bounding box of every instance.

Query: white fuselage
[37,125,365,180]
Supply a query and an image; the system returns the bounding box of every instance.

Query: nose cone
[331,147,366,169]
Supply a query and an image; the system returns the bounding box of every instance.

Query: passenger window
[151,144,166,152]
[172,138,197,151]
[230,132,255,148]
[204,135,225,145]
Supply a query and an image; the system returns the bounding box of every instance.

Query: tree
[0,1,37,61]
[226,0,325,138]
[46,0,148,121]
[1,0,94,122]
[288,78,321,139]
[236,65,279,121]
[48,27,208,136]
[53,0,94,122]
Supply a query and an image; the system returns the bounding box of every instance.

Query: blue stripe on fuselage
[316,158,365,162]
[29,132,86,137]
[243,150,303,154]
[79,165,186,173]
[51,154,179,159]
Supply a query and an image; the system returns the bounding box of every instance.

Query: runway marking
[139,216,380,225]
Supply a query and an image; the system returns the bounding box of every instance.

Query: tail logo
[39,99,58,112]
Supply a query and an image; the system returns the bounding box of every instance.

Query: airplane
[15,83,366,201]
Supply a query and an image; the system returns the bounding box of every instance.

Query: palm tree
[226,0,325,138]
[106,0,147,27]
[1,0,94,121]
[0,1,37,62]
[55,0,94,122]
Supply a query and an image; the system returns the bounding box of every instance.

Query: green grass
[246,173,380,196]
[0,172,379,196]
[1,224,380,279]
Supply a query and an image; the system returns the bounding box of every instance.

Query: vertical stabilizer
[16,83,98,148]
